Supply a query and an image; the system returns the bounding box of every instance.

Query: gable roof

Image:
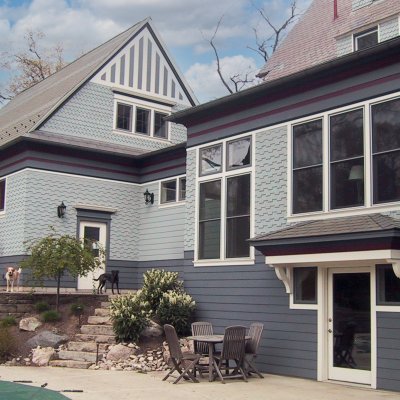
[258,0,400,81]
[0,18,197,148]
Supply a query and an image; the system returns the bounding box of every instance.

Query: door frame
[318,265,377,388]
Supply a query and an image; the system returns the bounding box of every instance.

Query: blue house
[1,0,400,392]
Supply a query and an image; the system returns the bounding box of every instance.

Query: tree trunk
[56,271,61,311]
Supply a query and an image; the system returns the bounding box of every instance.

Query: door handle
[328,329,332,333]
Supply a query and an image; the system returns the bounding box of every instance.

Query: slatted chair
[191,321,214,355]
[163,324,201,384]
[244,322,264,378]
[213,325,248,384]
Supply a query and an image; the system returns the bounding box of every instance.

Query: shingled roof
[258,0,400,81]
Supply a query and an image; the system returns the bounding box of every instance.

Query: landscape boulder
[141,320,163,338]
[19,317,42,332]
[26,330,68,349]
[31,347,55,366]
[106,344,133,361]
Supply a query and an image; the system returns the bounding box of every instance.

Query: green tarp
[0,380,70,400]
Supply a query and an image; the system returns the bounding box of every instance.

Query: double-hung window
[0,179,5,213]
[197,136,252,262]
[291,96,400,216]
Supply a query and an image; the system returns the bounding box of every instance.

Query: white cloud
[185,55,260,103]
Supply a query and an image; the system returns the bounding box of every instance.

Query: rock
[26,331,69,349]
[19,317,42,332]
[141,321,163,338]
[32,347,55,366]
[106,344,133,361]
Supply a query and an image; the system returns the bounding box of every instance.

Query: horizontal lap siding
[377,312,400,391]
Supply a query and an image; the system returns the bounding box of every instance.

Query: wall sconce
[57,201,66,218]
[144,189,154,205]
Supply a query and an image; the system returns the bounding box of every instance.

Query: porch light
[144,189,154,205]
[57,201,66,218]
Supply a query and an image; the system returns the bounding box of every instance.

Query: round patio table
[0,380,70,400]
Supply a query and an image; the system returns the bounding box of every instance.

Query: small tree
[21,231,103,310]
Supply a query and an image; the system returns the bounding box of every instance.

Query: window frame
[115,102,133,132]
[376,264,400,307]
[195,135,254,266]
[288,93,400,221]
[354,26,379,51]
[159,175,186,206]
[0,179,5,215]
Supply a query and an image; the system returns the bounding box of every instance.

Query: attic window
[354,27,378,51]
[116,103,132,131]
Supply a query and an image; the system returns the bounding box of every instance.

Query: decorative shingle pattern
[259,0,400,81]
[380,17,400,42]
[336,35,353,56]
[184,149,196,251]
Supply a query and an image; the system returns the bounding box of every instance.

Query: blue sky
[0,0,311,102]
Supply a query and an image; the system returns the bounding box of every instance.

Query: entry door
[327,268,372,385]
[77,221,107,290]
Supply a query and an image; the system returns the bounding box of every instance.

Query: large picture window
[0,179,5,212]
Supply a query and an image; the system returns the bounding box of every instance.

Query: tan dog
[5,267,22,292]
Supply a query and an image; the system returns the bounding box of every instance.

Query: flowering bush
[141,269,183,312]
[110,290,151,342]
[156,290,196,335]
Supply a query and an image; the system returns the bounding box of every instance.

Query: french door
[327,268,373,385]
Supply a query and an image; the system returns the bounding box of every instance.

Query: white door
[327,267,372,385]
[77,221,107,290]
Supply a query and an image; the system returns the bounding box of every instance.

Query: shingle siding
[352,0,373,10]
[380,17,400,42]
[336,35,353,56]
[184,149,196,251]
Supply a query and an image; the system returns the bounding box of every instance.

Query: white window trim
[194,133,255,266]
[353,25,379,51]
[287,92,400,222]
[0,178,6,217]
[113,94,171,141]
[289,267,319,310]
[158,175,186,207]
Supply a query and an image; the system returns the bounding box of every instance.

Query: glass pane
[377,264,400,304]
[136,108,150,134]
[293,166,323,214]
[179,178,186,201]
[161,180,176,203]
[333,273,370,371]
[373,151,400,203]
[331,159,364,209]
[199,220,220,259]
[355,30,378,51]
[226,216,250,258]
[200,144,222,175]
[372,98,400,153]
[0,180,5,211]
[154,112,168,138]
[294,268,317,304]
[330,109,364,161]
[84,227,100,257]
[199,181,221,221]
[227,175,250,217]
[116,103,132,131]
[293,120,322,168]
[227,137,251,169]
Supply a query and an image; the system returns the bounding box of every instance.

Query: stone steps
[101,302,111,308]
[58,350,100,363]
[80,324,114,336]
[74,333,115,344]
[94,308,110,317]
[49,360,93,369]
[67,341,108,353]
[87,315,111,325]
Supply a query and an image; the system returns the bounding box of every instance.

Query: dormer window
[116,103,132,131]
[354,27,378,51]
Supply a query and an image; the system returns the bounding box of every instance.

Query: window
[136,107,150,135]
[376,264,400,305]
[197,137,252,261]
[372,98,400,204]
[154,112,168,138]
[0,179,5,212]
[292,120,323,214]
[293,267,317,304]
[354,27,378,51]
[116,103,132,131]
[160,176,186,204]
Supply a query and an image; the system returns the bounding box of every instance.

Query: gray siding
[42,82,187,152]
[377,312,400,391]
[184,149,196,251]
[336,35,353,57]
[380,17,399,42]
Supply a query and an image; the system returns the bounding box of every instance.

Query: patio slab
[0,366,398,400]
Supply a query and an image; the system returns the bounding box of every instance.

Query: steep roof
[258,0,400,81]
[0,18,197,147]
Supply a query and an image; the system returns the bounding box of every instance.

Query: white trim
[376,305,400,313]
[288,266,319,310]
[193,259,255,267]
[158,174,186,206]
[73,204,117,213]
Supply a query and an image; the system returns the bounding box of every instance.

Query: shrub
[156,290,196,336]
[70,303,85,316]
[0,327,16,361]
[141,269,183,312]
[41,310,61,322]
[0,316,17,328]
[110,290,151,342]
[35,301,50,313]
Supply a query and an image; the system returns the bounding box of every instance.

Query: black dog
[93,270,120,294]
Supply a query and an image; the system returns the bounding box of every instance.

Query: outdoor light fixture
[144,189,154,205]
[57,201,67,218]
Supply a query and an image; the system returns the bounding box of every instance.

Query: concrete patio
[0,366,398,400]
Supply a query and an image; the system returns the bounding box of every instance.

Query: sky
[0,0,312,103]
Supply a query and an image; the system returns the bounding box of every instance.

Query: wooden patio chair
[191,321,214,355]
[213,325,248,383]
[244,322,264,378]
[163,324,201,384]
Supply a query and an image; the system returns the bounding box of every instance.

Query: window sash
[354,28,378,51]
[161,180,177,203]
[293,267,317,304]
[154,112,168,138]
[0,180,5,211]
[136,107,150,134]
[376,264,400,305]
[179,178,186,201]
[116,103,132,131]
